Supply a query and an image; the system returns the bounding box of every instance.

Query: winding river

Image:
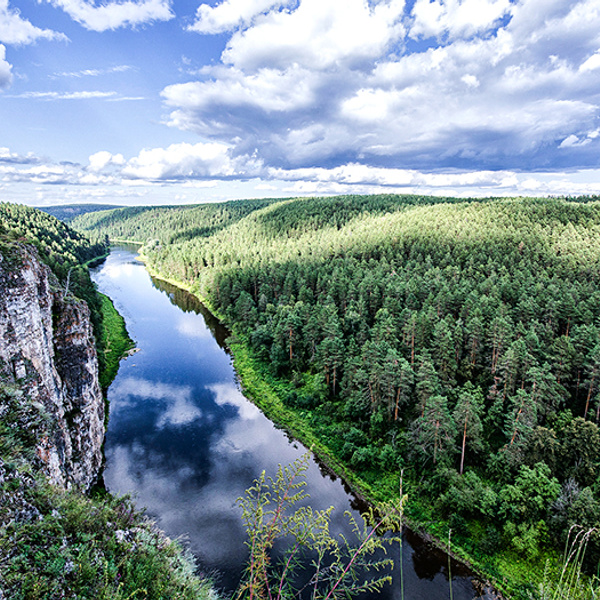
[92,246,484,599]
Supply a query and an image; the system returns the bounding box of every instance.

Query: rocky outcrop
[0,242,103,490]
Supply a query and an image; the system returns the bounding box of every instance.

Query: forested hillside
[75,194,600,596]
[72,198,278,244]
[1,202,107,328]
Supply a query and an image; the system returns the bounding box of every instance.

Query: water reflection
[93,247,483,598]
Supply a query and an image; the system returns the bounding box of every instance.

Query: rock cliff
[0,242,103,490]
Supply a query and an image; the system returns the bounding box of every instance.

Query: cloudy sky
[1,0,600,206]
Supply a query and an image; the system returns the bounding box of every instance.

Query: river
[91,246,484,599]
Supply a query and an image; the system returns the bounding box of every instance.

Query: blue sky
[1,0,600,206]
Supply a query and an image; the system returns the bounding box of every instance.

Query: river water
[92,246,482,599]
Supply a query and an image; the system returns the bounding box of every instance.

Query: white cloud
[188,0,291,34]
[89,150,125,171]
[221,0,406,70]
[0,0,67,45]
[0,147,40,164]
[163,65,316,118]
[162,0,599,172]
[269,163,521,190]
[0,44,11,88]
[4,137,600,202]
[14,90,118,100]
[580,51,600,72]
[410,0,511,40]
[52,65,134,78]
[559,128,600,148]
[461,74,479,87]
[46,0,173,32]
[9,90,144,101]
[122,141,264,180]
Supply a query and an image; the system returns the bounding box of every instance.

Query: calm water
[92,246,483,599]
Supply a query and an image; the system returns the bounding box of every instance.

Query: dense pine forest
[74,194,600,597]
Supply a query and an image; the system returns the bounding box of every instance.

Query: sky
[1,0,600,206]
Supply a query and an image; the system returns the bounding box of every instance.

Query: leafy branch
[235,454,406,600]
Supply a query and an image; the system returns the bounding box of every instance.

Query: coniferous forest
[74,194,600,596]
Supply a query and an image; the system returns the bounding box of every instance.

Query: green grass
[97,292,134,390]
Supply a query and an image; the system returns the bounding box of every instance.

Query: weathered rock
[0,243,104,490]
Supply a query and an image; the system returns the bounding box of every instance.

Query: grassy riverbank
[97,291,135,390]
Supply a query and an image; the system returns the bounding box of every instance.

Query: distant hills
[36,204,124,223]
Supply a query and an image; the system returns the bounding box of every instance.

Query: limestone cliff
[0,242,103,490]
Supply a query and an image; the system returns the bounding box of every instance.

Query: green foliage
[36,203,124,223]
[500,463,561,525]
[97,292,134,390]
[0,203,131,388]
[72,198,278,245]
[0,202,108,278]
[235,455,404,600]
[534,528,600,600]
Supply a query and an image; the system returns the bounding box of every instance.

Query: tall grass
[535,527,599,600]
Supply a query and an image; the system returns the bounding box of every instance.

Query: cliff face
[0,242,104,490]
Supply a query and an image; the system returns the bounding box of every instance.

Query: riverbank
[97,291,135,390]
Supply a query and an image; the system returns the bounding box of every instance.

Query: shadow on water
[151,276,231,350]
[94,247,493,600]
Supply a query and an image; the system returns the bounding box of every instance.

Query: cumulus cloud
[221,0,406,70]
[0,147,41,164]
[46,0,173,32]
[580,51,600,72]
[0,0,67,44]
[166,0,600,172]
[89,150,125,171]
[122,141,264,181]
[188,0,292,34]
[410,0,511,40]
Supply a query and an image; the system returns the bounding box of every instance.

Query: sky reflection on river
[92,247,480,598]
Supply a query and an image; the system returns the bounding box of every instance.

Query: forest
[73,194,600,597]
